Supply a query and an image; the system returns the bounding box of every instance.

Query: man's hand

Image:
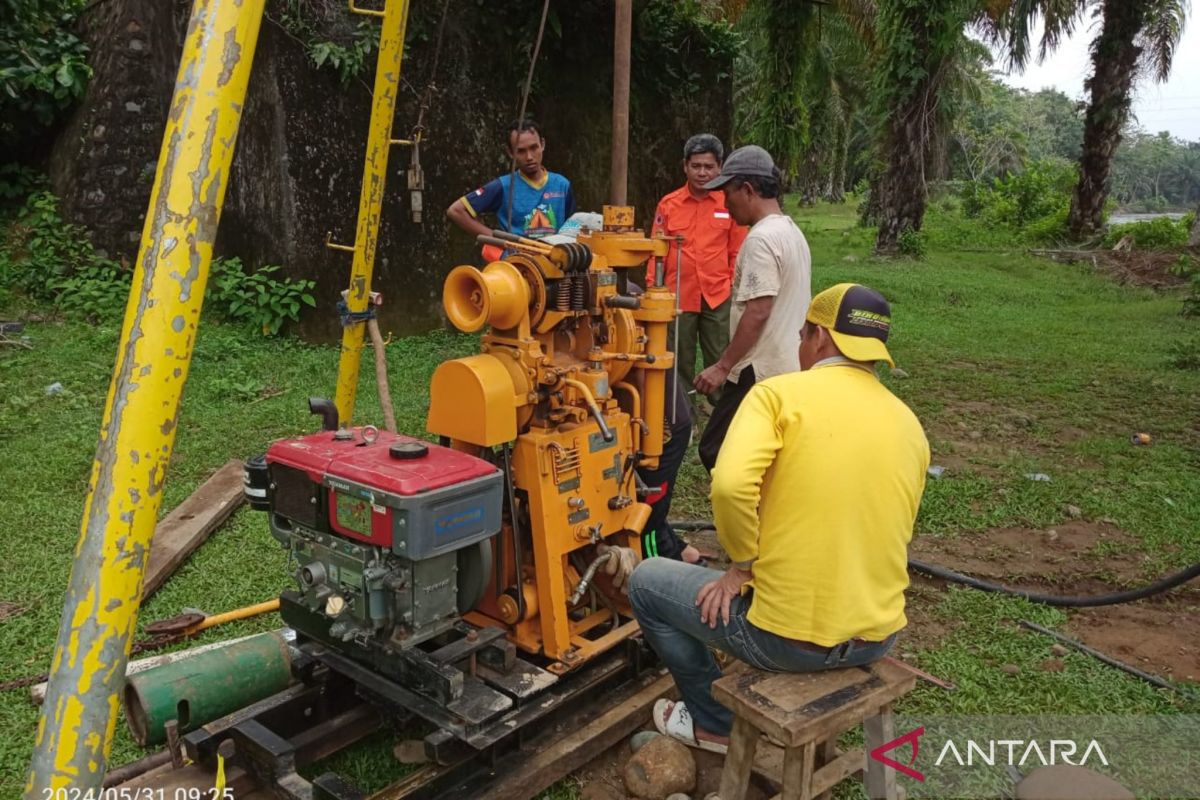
[695,566,752,628]
[598,544,640,593]
[694,361,731,396]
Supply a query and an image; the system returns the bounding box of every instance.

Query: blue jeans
[627,558,898,737]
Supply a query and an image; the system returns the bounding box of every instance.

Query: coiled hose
[668,520,1200,608]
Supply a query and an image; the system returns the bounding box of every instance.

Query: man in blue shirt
[446,118,575,241]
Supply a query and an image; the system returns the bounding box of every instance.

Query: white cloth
[727,214,811,382]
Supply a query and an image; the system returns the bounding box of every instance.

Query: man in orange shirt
[649,135,747,403]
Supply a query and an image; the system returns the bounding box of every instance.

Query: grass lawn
[1,201,1198,797]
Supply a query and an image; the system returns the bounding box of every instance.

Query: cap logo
[846,308,890,331]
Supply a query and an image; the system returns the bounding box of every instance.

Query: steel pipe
[26,0,265,792]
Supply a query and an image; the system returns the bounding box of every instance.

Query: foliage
[206,256,317,336]
[0,163,46,205]
[0,0,91,148]
[1110,130,1200,210]
[273,0,377,84]
[959,159,1077,243]
[635,0,741,100]
[734,0,869,201]
[0,190,121,304]
[1167,338,1200,369]
[898,228,926,258]
[1,188,315,334]
[1101,215,1193,250]
[1173,253,1200,319]
[943,68,1197,213]
[53,261,130,319]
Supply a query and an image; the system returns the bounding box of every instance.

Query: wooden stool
[711,659,916,800]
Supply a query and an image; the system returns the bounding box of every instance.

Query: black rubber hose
[907,558,1200,607]
[668,520,1200,608]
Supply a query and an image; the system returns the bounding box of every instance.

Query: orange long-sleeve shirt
[647,186,748,312]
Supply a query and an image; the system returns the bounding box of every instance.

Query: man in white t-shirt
[693,145,812,471]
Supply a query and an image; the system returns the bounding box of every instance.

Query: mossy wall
[48,0,735,338]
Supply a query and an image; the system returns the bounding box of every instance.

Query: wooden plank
[483,671,677,800]
[864,706,898,800]
[810,748,864,798]
[717,716,760,800]
[143,459,245,598]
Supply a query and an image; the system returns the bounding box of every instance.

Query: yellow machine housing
[427,208,674,671]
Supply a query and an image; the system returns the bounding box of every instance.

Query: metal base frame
[182,615,654,799]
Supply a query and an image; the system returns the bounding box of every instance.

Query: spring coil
[571,274,587,310]
[555,280,572,311]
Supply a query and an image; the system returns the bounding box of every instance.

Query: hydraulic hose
[907,558,1200,608]
[667,520,1200,608]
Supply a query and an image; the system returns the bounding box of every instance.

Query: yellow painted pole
[25,0,264,793]
[332,0,412,425]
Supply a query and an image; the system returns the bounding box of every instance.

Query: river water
[1108,212,1187,225]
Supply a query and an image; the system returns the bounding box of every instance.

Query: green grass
[2,200,1198,796]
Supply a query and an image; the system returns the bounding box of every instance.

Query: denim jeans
[627,558,898,737]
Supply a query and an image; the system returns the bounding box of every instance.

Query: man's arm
[447,179,503,239]
[710,383,784,565]
[727,223,748,276]
[446,198,494,239]
[693,294,774,395]
[564,182,576,220]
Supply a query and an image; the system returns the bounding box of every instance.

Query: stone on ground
[623,734,697,800]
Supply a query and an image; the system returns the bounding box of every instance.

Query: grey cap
[683,133,723,162]
[703,144,777,190]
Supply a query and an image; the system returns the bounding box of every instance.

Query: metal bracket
[347,0,384,18]
[325,232,356,253]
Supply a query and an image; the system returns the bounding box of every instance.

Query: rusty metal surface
[25,0,266,793]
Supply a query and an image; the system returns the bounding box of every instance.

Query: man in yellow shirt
[628,283,930,752]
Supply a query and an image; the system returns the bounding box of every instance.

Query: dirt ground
[911,521,1200,682]
[1036,248,1190,289]
[573,733,779,800]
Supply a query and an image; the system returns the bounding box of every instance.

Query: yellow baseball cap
[806,283,895,367]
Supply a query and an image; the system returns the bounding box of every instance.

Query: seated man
[627,283,930,752]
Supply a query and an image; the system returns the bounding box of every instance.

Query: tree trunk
[1068,0,1145,240]
[875,93,928,254]
[828,112,848,204]
[1189,202,1200,249]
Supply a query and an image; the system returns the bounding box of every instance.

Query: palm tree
[733,0,870,202]
[1003,0,1190,239]
[733,1,821,188]
[869,0,989,253]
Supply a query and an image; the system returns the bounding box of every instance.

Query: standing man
[628,284,930,752]
[648,134,747,403]
[446,117,575,241]
[693,145,811,472]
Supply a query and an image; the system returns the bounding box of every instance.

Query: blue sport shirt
[460,171,575,238]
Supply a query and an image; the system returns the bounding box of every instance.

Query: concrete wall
[48,0,733,338]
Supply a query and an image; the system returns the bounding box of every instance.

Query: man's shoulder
[657,185,689,206]
[546,171,571,189]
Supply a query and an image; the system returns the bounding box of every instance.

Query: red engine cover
[266,428,498,546]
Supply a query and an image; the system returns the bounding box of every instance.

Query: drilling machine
[245,206,674,755]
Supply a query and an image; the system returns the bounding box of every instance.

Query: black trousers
[698,365,756,473]
[638,418,692,560]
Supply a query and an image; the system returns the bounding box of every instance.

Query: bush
[206,256,317,336]
[1,188,316,333]
[897,228,925,259]
[1,0,91,149]
[1023,206,1070,245]
[0,190,124,305]
[1101,215,1191,250]
[967,159,1077,232]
